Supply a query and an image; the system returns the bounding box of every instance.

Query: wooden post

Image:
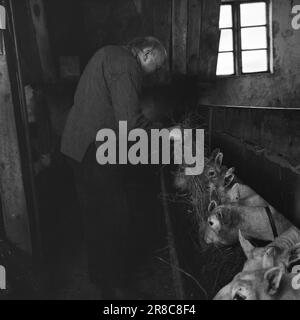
[0,55,32,254]
[172,0,188,74]
[187,0,202,75]
[208,107,214,153]
[198,0,221,82]
[28,0,57,82]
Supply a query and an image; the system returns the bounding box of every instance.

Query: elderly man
[61,37,168,298]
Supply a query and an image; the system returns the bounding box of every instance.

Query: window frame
[218,5,236,76]
[217,0,272,77]
[0,30,3,55]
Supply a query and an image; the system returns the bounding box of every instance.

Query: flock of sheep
[174,149,300,300]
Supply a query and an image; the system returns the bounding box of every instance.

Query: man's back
[61,46,142,162]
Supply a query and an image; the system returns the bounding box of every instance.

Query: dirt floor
[0,158,176,300]
[0,156,246,300]
[0,238,176,300]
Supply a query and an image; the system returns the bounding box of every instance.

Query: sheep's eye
[216,211,223,221]
[208,169,216,177]
[233,292,246,300]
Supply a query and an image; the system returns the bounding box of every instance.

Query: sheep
[204,201,293,246]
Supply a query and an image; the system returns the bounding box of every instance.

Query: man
[61,37,168,298]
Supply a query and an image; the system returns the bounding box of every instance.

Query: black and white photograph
[0,0,300,305]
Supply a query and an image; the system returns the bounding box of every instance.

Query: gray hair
[128,36,167,58]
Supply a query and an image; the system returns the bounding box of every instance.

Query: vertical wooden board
[141,0,154,35]
[28,0,57,82]
[153,0,172,71]
[187,0,202,75]
[172,0,188,74]
[0,56,32,253]
[12,0,43,84]
[133,0,142,14]
[198,0,221,81]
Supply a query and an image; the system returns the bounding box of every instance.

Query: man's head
[128,37,167,74]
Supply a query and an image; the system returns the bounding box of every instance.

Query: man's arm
[110,70,162,130]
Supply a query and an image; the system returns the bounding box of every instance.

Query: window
[0,4,5,55]
[217,1,271,76]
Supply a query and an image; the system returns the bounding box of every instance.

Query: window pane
[242,50,268,73]
[219,5,232,28]
[219,29,233,52]
[217,52,234,75]
[241,26,267,50]
[240,2,266,27]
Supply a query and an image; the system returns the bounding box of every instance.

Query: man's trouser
[69,144,135,288]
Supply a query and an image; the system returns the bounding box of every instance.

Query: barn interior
[0,0,300,300]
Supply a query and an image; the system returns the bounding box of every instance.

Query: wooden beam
[28,0,56,82]
[198,0,221,82]
[172,0,188,74]
[0,55,32,254]
[187,0,202,75]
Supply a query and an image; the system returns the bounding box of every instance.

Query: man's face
[138,49,166,74]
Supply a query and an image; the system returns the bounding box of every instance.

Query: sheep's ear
[208,200,218,213]
[262,247,276,269]
[264,267,283,296]
[226,167,235,176]
[224,174,235,188]
[209,148,221,161]
[215,153,224,168]
[239,230,255,259]
[230,183,240,201]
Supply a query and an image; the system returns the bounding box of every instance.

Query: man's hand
[168,126,183,141]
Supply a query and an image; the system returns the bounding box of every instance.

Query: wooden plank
[133,0,142,14]
[198,0,221,82]
[172,0,188,74]
[141,0,154,35]
[28,0,57,82]
[187,0,202,75]
[153,0,172,71]
[0,55,32,253]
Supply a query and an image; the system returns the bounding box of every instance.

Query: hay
[169,111,211,244]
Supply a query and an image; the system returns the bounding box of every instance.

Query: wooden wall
[41,0,220,81]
